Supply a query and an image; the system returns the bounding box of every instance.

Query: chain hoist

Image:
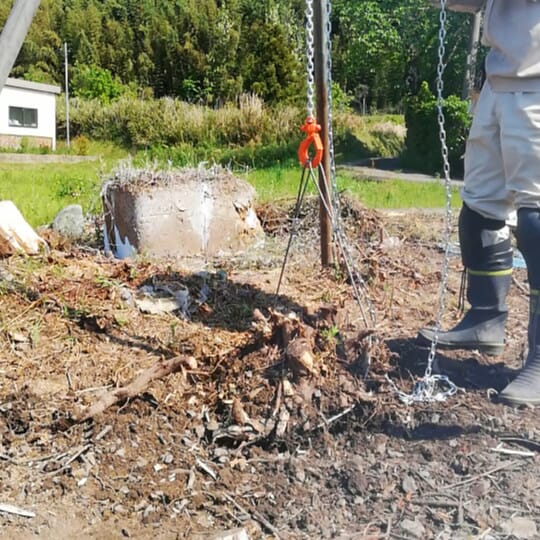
[280,1,459,402]
[278,0,377,340]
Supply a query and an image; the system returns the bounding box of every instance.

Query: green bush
[71,135,90,156]
[402,81,471,177]
[72,65,127,104]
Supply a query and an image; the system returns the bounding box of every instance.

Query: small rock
[401,518,426,539]
[113,504,128,515]
[135,456,148,469]
[501,516,537,539]
[282,379,295,397]
[213,447,229,459]
[380,235,401,250]
[207,528,250,540]
[402,475,417,494]
[52,204,84,238]
[161,453,174,464]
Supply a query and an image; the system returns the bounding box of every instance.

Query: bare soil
[0,199,538,540]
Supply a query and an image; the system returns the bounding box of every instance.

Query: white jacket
[483,0,540,91]
[443,0,540,91]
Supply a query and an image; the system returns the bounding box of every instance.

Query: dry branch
[74,355,196,423]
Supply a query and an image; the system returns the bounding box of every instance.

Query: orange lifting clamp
[297,116,324,168]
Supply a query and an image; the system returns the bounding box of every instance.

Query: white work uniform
[458,0,540,221]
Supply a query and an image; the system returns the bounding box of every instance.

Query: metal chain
[305,0,316,119]
[324,0,338,205]
[320,0,377,330]
[429,0,454,378]
[394,0,458,404]
[280,0,377,332]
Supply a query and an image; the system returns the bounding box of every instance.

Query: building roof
[4,77,61,95]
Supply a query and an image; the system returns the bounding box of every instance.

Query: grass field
[0,143,125,227]
[0,129,461,228]
[243,165,461,209]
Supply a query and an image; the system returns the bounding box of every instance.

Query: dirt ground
[1,197,539,540]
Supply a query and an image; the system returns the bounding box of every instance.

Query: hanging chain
[323,0,338,206]
[305,0,316,119]
[323,0,377,330]
[390,0,458,404]
[429,0,454,379]
[279,0,377,334]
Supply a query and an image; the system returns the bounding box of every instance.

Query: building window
[8,106,38,128]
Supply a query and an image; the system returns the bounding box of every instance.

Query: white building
[0,77,61,151]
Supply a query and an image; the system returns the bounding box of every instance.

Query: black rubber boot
[417,204,512,356]
[499,209,540,406]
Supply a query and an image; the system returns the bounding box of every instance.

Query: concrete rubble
[102,164,264,259]
[0,200,47,255]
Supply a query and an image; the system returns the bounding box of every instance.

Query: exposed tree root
[74,355,197,423]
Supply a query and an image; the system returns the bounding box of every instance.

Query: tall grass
[57,94,406,168]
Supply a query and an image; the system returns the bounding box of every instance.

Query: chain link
[305,0,316,119]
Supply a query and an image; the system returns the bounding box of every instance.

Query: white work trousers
[462,83,540,221]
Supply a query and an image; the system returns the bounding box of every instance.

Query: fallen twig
[196,458,218,481]
[74,355,196,423]
[434,460,518,492]
[312,404,356,431]
[0,503,35,518]
[45,444,93,476]
[222,492,282,539]
[94,424,113,442]
[490,444,535,458]
[0,454,22,466]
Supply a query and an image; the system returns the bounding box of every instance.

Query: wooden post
[313,0,333,267]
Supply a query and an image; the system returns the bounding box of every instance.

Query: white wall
[0,83,58,149]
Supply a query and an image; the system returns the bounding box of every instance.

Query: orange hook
[298,116,323,168]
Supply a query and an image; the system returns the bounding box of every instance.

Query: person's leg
[417,84,514,354]
[499,208,540,404]
[494,91,540,405]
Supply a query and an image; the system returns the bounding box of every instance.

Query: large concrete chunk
[0,200,47,256]
[102,165,263,259]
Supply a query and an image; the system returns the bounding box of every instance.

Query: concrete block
[0,200,47,255]
[102,166,264,259]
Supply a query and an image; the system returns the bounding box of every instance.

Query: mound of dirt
[0,200,538,540]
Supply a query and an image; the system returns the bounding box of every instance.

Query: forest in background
[1,0,482,111]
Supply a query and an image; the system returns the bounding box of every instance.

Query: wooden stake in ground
[74,355,197,423]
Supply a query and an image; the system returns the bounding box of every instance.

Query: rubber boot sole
[497,392,540,407]
[416,331,504,356]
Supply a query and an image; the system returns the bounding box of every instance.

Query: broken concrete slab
[0,200,47,256]
[102,164,264,259]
